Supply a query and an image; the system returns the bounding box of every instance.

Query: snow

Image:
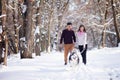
[0,47,120,80]
[20,37,25,41]
[36,39,39,42]
[105,30,116,35]
[35,26,40,34]
[0,26,2,33]
[0,14,6,18]
[119,43,120,47]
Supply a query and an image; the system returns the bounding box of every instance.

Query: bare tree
[21,0,34,58]
[13,0,19,53]
[111,0,120,46]
[1,0,8,66]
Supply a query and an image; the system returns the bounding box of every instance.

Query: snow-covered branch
[116,14,120,18]
[105,30,116,35]
[91,18,113,28]
[0,14,6,18]
[6,4,16,10]
[92,22,104,27]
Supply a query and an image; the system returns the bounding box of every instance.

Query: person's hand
[74,42,77,46]
[59,44,63,48]
[83,45,86,49]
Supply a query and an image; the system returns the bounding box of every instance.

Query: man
[60,22,76,65]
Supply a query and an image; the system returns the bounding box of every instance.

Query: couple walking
[60,22,87,65]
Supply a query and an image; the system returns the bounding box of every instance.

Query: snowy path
[0,47,120,80]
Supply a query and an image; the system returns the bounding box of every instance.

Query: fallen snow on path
[0,47,120,80]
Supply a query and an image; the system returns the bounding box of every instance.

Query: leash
[80,47,86,54]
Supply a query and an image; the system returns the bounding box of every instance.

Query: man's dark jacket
[60,29,76,44]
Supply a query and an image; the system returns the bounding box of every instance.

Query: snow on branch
[0,26,2,33]
[116,14,120,18]
[17,25,22,30]
[92,18,113,28]
[105,30,116,35]
[0,14,6,18]
[20,37,25,41]
[105,18,113,25]
[6,4,16,10]
[92,22,104,27]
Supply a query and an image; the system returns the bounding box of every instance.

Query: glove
[59,44,63,48]
[83,45,86,49]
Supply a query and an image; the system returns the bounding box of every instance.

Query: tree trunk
[38,0,45,53]
[102,25,106,47]
[90,28,96,47]
[47,11,53,53]
[46,0,55,53]
[111,0,120,46]
[7,1,16,54]
[35,33,40,56]
[13,0,19,54]
[0,0,2,25]
[4,35,8,66]
[22,1,34,58]
[35,42,40,56]
[101,2,108,48]
[2,0,8,66]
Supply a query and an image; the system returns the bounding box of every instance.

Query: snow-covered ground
[0,47,120,80]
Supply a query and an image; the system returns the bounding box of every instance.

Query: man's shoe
[64,63,67,65]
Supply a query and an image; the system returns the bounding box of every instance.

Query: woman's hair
[78,24,86,32]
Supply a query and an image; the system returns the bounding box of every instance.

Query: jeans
[78,44,87,64]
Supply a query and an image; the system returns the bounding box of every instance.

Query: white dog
[69,50,79,67]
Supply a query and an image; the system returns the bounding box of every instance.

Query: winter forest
[0,0,120,64]
[0,0,120,80]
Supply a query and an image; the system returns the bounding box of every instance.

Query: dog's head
[70,52,78,60]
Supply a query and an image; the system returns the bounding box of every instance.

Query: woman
[77,25,87,65]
